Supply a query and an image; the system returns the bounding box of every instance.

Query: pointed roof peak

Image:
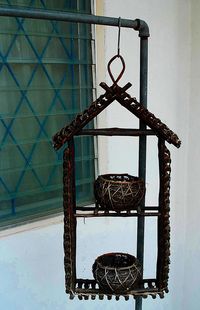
[52,82,181,150]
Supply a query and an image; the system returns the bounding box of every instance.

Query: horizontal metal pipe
[0,6,149,36]
[0,6,137,26]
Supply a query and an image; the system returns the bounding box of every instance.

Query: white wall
[1,1,199,310]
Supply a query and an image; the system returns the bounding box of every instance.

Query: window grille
[0,0,95,229]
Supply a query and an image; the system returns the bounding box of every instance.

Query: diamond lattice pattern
[0,0,95,227]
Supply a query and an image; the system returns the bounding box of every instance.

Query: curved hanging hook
[107,54,125,84]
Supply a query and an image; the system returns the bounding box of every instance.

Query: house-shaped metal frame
[53,80,181,300]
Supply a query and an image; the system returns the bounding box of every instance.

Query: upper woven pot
[94,174,145,212]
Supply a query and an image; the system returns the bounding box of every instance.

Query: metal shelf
[77,128,155,137]
[68,278,166,300]
[75,206,160,218]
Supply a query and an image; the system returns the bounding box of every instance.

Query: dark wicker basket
[93,253,142,293]
[94,174,145,212]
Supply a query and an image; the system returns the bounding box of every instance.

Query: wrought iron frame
[58,80,179,302]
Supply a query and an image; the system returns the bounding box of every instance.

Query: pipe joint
[135,19,150,38]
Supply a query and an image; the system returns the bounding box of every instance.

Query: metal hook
[107,17,125,85]
[117,17,121,56]
[107,54,125,84]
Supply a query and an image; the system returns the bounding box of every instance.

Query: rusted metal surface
[77,128,155,136]
[63,139,76,294]
[53,82,181,150]
[118,91,181,148]
[52,82,132,150]
[157,139,171,291]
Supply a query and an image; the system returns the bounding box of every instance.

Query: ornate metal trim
[63,140,76,294]
[52,83,181,150]
[157,139,171,292]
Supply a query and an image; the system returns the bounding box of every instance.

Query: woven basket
[93,253,142,293]
[94,174,145,212]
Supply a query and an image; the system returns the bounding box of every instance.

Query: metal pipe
[136,37,148,310]
[0,6,149,37]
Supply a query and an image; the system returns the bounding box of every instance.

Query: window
[0,1,96,229]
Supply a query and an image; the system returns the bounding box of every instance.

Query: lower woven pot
[92,252,142,294]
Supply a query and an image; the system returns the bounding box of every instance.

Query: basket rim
[96,174,144,185]
[94,252,141,271]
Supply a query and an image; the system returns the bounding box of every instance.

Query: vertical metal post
[135,36,148,310]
